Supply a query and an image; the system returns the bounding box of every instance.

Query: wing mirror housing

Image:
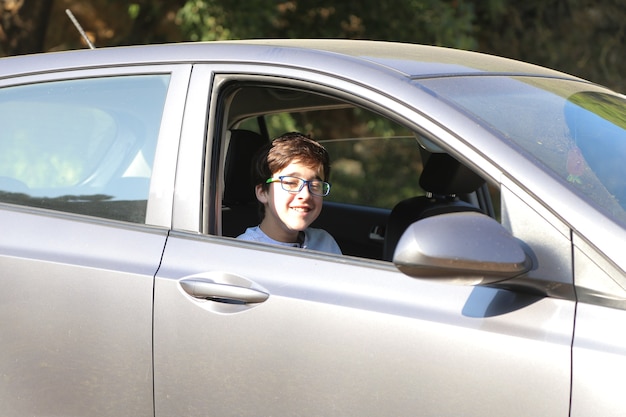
[393,212,533,286]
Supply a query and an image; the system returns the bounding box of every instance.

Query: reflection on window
[0,74,170,223]
[0,103,116,188]
[420,77,626,227]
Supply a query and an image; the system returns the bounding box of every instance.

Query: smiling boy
[237,132,341,254]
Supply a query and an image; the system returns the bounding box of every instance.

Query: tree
[0,0,186,54]
[177,0,477,49]
[0,0,53,56]
[474,0,626,91]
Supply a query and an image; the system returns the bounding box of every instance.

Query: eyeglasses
[266,176,331,197]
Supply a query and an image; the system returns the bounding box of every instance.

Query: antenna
[65,9,95,49]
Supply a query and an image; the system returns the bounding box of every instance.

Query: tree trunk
[0,0,54,56]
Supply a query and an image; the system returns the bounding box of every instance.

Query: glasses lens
[280,177,304,192]
[308,180,330,196]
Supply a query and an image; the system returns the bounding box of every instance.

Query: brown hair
[252,132,331,191]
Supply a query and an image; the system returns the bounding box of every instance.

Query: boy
[237,132,341,254]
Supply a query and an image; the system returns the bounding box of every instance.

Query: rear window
[0,74,169,223]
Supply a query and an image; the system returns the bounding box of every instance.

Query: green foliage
[128,3,141,20]
[474,0,626,91]
[177,0,232,41]
[324,136,424,208]
[177,0,478,48]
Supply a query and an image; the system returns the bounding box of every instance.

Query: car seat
[222,129,267,237]
[383,153,486,261]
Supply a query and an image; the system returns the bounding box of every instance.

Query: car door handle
[180,278,269,304]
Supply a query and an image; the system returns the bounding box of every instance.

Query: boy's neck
[259,221,301,244]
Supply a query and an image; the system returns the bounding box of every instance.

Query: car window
[0,74,169,223]
[219,82,497,260]
[420,76,626,228]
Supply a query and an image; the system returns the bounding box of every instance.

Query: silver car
[0,39,624,417]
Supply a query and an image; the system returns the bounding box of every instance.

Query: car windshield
[419,76,626,227]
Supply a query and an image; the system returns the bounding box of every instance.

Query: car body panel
[571,302,626,417]
[154,232,574,417]
[0,206,166,417]
[571,234,626,416]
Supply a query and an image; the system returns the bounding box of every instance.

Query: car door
[570,236,626,416]
[0,64,189,417]
[154,66,575,416]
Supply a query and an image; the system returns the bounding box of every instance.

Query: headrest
[419,153,485,195]
[223,129,267,205]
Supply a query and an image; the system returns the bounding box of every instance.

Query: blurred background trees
[0,0,624,91]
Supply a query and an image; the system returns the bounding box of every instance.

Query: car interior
[216,81,495,261]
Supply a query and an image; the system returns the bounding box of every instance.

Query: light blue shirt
[238,226,342,254]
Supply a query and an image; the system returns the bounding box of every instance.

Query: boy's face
[256,161,324,242]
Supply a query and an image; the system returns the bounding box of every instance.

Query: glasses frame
[266,176,331,197]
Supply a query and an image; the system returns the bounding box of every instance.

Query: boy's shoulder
[237,226,266,242]
[304,228,342,254]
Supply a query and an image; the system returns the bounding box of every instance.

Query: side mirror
[393,212,533,286]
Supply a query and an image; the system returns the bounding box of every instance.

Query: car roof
[0,39,578,81]
[230,39,573,79]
